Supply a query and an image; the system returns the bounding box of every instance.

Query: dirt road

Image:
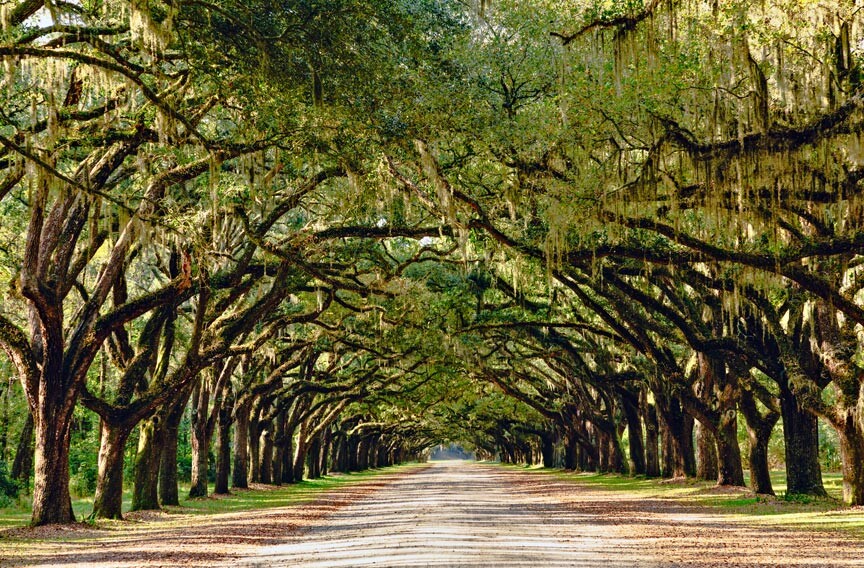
[234,461,864,567]
[5,461,864,567]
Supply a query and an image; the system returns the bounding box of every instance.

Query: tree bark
[838,414,864,505]
[307,436,321,479]
[91,421,132,519]
[31,405,75,525]
[621,392,646,475]
[739,389,778,495]
[540,433,555,468]
[259,428,273,484]
[715,410,745,486]
[658,401,691,478]
[132,417,162,511]
[563,429,578,470]
[158,396,188,506]
[320,431,331,476]
[248,412,262,483]
[214,403,232,495]
[232,403,250,489]
[780,382,826,496]
[270,410,286,486]
[188,383,210,498]
[293,421,309,481]
[282,431,295,483]
[695,422,718,481]
[642,397,660,477]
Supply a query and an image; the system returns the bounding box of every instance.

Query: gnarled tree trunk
[91,421,133,519]
[780,383,826,496]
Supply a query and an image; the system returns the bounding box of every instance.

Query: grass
[0,464,418,531]
[496,463,864,538]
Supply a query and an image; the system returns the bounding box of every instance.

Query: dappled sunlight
[3,463,864,567]
[233,462,864,568]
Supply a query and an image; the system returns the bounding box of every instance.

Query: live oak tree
[6,0,864,525]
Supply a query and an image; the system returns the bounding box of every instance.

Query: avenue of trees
[3,0,864,526]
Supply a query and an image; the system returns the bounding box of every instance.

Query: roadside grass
[495,463,864,537]
[0,463,419,533]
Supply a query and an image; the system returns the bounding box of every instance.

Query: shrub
[0,460,19,507]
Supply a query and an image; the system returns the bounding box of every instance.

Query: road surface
[234,461,864,568]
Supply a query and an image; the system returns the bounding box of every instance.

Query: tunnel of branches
[3,0,864,526]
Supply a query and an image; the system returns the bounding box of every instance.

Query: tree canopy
[3,0,864,526]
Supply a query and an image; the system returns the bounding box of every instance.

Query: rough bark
[780,382,826,496]
[715,410,745,486]
[91,421,132,519]
[696,423,718,481]
[31,408,75,525]
[247,412,262,483]
[739,389,778,495]
[214,403,232,495]
[188,383,210,498]
[320,431,331,476]
[282,432,295,484]
[293,421,309,481]
[132,417,162,511]
[158,396,188,507]
[232,403,250,489]
[621,392,646,475]
[838,414,864,505]
[642,397,660,477]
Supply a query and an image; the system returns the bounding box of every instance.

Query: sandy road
[5,461,864,567]
[233,461,864,568]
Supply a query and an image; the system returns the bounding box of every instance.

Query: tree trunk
[293,425,309,481]
[696,422,718,481]
[272,443,284,486]
[320,431,331,476]
[214,405,232,495]
[31,405,75,525]
[307,436,321,479]
[282,432,295,483]
[347,436,360,471]
[91,421,131,519]
[658,399,693,478]
[247,414,261,483]
[839,413,864,506]
[158,396,187,507]
[739,390,777,495]
[332,435,347,473]
[622,392,646,475]
[715,410,745,486]
[357,436,370,471]
[681,413,697,477]
[642,398,660,477]
[598,430,610,472]
[271,411,286,486]
[132,416,162,511]
[259,428,273,484]
[780,383,826,496]
[541,434,555,468]
[606,430,626,474]
[232,403,250,489]
[661,421,675,478]
[188,384,210,498]
[563,429,578,470]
